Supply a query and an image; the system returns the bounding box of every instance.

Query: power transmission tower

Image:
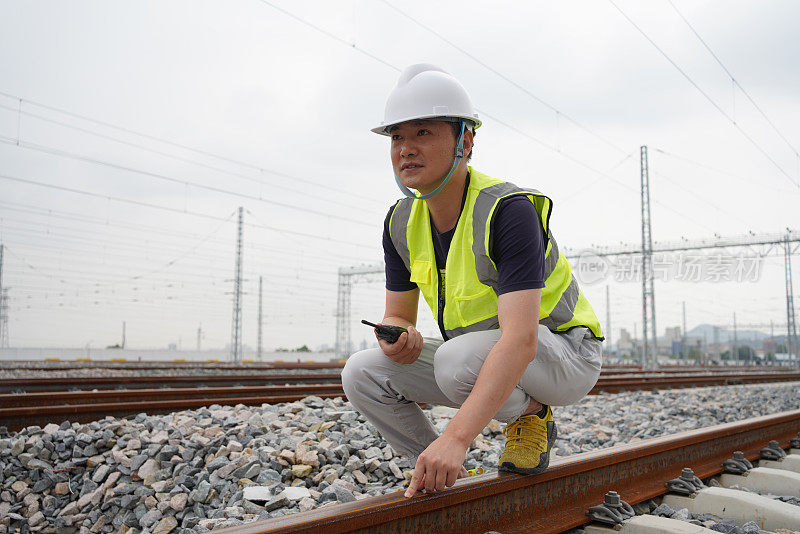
[230,207,244,363]
[605,285,611,356]
[732,312,738,364]
[784,234,798,365]
[121,321,126,349]
[640,146,658,369]
[197,323,203,351]
[682,301,687,360]
[0,244,8,348]
[257,275,263,361]
[335,269,352,360]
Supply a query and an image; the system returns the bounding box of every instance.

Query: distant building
[664,327,681,342]
[618,328,633,354]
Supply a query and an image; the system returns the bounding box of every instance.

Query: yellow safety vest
[388,167,604,341]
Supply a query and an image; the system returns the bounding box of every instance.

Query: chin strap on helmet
[394,120,466,200]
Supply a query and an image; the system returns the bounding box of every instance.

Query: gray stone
[139,508,163,528]
[120,494,139,509]
[131,454,148,472]
[206,456,229,472]
[263,494,289,512]
[192,480,212,504]
[672,507,690,521]
[363,447,383,459]
[92,464,110,483]
[652,504,674,517]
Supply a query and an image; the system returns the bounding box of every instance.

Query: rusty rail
[0,390,347,431]
[0,373,344,393]
[2,372,797,431]
[213,409,800,534]
[4,369,798,394]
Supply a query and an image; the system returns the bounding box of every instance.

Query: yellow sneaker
[498,405,557,475]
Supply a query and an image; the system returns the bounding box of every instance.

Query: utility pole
[0,244,8,349]
[640,146,658,369]
[121,321,126,349]
[230,207,244,363]
[714,326,720,363]
[257,275,263,361]
[197,324,203,351]
[733,312,738,365]
[682,301,687,361]
[335,269,353,359]
[784,234,798,366]
[605,285,611,357]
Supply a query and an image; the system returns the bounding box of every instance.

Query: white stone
[242,486,273,502]
[280,486,311,501]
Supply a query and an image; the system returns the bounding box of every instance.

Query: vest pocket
[409,260,432,286]
[453,285,498,326]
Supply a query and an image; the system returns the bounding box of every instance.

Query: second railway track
[2,371,799,432]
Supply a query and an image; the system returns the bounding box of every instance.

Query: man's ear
[462,129,474,158]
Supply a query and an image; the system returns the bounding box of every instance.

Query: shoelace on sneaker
[502,415,549,454]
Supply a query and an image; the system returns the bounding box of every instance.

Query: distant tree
[296,345,310,352]
[736,346,754,361]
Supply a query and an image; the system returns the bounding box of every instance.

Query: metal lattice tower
[257,275,263,361]
[785,234,798,365]
[0,244,8,348]
[335,269,353,360]
[605,285,611,356]
[334,264,384,359]
[640,146,658,369]
[230,207,244,363]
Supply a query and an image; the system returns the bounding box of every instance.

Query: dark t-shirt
[383,186,546,295]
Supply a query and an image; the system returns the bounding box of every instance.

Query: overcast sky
[0,0,798,354]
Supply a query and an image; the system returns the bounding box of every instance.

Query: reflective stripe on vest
[389,167,604,341]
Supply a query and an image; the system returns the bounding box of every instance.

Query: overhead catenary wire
[664,0,800,164]
[0,172,375,249]
[606,0,799,188]
[0,135,376,227]
[378,0,630,156]
[0,200,376,266]
[0,90,384,206]
[0,100,385,212]
[252,0,747,236]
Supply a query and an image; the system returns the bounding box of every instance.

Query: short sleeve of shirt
[383,205,417,292]
[493,196,546,295]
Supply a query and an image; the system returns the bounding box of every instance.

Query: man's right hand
[378,325,423,364]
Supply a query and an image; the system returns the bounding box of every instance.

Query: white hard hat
[371,63,482,136]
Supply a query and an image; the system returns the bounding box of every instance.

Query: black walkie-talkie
[361,320,407,344]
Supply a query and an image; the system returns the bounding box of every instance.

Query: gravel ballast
[0,381,797,533]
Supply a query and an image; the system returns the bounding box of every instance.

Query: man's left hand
[404,434,468,498]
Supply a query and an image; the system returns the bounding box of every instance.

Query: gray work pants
[341,325,602,459]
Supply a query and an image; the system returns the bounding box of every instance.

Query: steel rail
[2,375,797,431]
[0,391,348,431]
[4,369,798,394]
[0,384,346,408]
[0,373,344,393]
[213,409,800,534]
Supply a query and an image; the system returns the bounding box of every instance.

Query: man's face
[389,120,468,194]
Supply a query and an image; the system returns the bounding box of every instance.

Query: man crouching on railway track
[342,64,604,498]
